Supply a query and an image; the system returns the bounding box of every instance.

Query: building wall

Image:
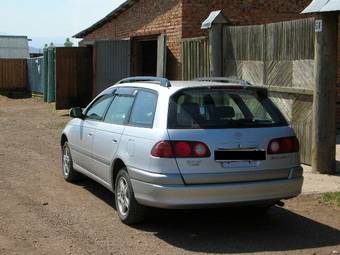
[83,0,182,80]
[181,0,312,38]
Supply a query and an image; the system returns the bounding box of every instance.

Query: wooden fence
[0,59,27,91]
[223,18,315,165]
[182,37,210,80]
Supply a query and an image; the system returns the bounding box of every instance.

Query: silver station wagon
[61,76,303,224]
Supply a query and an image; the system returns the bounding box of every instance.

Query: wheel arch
[111,158,127,191]
[61,133,68,147]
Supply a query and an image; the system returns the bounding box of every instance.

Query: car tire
[62,142,80,182]
[115,168,146,225]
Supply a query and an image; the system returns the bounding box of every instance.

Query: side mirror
[70,107,84,119]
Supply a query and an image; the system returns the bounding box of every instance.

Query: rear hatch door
[167,86,299,184]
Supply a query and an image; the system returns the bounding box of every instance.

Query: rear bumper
[130,177,303,209]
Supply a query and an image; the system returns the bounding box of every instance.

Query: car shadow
[74,176,116,208]
[137,207,340,254]
[75,176,340,254]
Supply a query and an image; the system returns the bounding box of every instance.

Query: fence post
[64,38,73,47]
[312,13,338,174]
[201,11,228,77]
[43,44,48,102]
[47,43,56,103]
[209,24,223,77]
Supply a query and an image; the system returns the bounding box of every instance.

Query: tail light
[267,137,299,154]
[151,141,211,158]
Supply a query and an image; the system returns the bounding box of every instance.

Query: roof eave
[302,0,340,14]
[74,0,138,38]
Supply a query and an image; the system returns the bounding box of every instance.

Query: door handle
[88,133,93,137]
[112,139,118,144]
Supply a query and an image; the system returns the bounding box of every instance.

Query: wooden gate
[55,47,93,110]
[95,40,131,95]
[181,37,210,80]
[0,59,27,91]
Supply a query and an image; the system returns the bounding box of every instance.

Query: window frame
[103,93,136,126]
[167,87,288,129]
[127,88,159,129]
[83,93,114,122]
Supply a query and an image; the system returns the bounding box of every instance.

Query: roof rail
[117,76,171,88]
[195,77,252,86]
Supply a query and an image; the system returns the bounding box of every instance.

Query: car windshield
[168,87,288,129]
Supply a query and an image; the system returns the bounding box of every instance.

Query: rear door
[122,89,159,173]
[167,87,299,184]
[95,40,131,95]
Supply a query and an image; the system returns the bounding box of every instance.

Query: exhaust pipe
[276,201,285,207]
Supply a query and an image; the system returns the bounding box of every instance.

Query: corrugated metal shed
[0,35,29,59]
[302,0,340,13]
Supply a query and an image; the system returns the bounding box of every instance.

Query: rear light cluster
[267,136,299,154]
[151,141,211,158]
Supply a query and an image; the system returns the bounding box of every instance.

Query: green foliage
[322,192,340,207]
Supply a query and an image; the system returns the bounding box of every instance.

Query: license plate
[215,150,266,161]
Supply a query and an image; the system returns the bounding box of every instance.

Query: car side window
[104,95,135,125]
[129,90,158,128]
[85,95,113,121]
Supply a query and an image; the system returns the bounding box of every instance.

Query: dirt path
[0,96,339,255]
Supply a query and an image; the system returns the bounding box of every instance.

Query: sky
[0,0,126,48]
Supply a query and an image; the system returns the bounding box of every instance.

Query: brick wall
[83,0,182,79]
[182,0,312,38]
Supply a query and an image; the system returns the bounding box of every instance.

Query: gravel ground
[0,95,339,255]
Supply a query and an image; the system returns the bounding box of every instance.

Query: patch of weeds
[49,106,57,113]
[321,192,340,207]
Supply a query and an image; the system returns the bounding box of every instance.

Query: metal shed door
[157,34,167,77]
[95,40,131,95]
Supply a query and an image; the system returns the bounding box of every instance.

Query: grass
[321,192,340,207]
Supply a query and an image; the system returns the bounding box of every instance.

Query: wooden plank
[258,85,314,96]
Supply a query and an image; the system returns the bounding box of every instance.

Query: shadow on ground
[76,176,340,254]
[0,91,32,99]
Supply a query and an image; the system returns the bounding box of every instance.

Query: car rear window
[168,87,288,129]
